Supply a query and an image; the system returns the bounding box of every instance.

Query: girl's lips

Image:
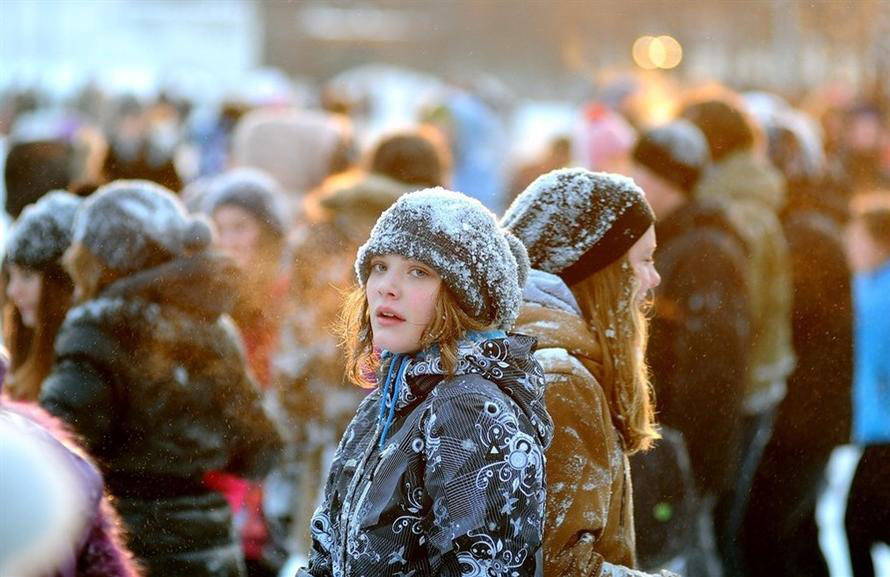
[375,309,405,326]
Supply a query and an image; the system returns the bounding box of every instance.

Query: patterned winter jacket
[515,269,659,577]
[302,332,553,577]
[40,253,283,577]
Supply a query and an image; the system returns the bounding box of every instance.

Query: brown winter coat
[515,281,636,577]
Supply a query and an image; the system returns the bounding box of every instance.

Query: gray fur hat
[205,168,290,237]
[502,168,654,284]
[355,187,529,330]
[73,180,212,274]
[6,191,82,270]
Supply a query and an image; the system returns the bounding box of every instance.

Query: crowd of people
[1,70,888,577]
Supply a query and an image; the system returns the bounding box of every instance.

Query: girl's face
[366,254,442,354]
[627,225,661,303]
[7,265,43,328]
[213,205,264,270]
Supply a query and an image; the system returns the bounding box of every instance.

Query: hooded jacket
[40,252,283,577]
[303,332,553,577]
[514,269,638,577]
[696,150,795,414]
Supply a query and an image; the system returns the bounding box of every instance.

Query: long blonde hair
[570,255,659,454]
[336,284,488,388]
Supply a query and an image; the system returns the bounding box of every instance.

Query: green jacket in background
[696,150,796,415]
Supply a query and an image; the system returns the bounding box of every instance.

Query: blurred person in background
[202,167,293,577]
[741,108,853,577]
[680,87,794,577]
[3,191,81,401]
[1,347,141,577]
[844,191,890,577]
[421,89,508,213]
[38,180,283,577]
[573,102,637,175]
[630,120,751,577]
[504,168,677,577]
[507,135,572,206]
[231,108,353,202]
[276,127,450,568]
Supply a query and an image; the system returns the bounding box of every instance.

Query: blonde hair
[63,243,122,304]
[570,255,659,454]
[336,284,488,388]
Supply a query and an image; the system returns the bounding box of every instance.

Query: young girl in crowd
[299,188,553,577]
[844,191,890,577]
[38,180,283,577]
[503,168,676,577]
[3,191,81,401]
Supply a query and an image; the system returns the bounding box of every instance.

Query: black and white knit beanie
[632,119,710,195]
[73,180,212,274]
[502,168,654,284]
[205,168,290,237]
[355,187,530,330]
[6,191,82,270]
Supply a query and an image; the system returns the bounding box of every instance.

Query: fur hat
[73,180,212,274]
[6,191,82,270]
[205,168,290,237]
[502,168,654,283]
[355,187,529,330]
[633,120,711,195]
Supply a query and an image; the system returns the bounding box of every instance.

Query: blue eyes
[371,262,387,273]
[409,268,428,278]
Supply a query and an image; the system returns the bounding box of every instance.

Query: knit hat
[632,120,711,195]
[6,191,82,270]
[205,168,290,237]
[355,187,530,330]
[502,168,654,284]
[72,180,212,274]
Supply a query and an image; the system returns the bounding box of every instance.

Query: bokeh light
[632,35,683,70]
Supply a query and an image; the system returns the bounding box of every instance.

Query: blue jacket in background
[852,258,890,445]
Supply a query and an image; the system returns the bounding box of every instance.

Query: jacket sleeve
[421,385,546,577]
[649,231,751,495]
[39,324,118,455]
[542,365,618,577]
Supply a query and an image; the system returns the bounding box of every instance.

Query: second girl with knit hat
[299,187,553,577]
[504,168,677,577]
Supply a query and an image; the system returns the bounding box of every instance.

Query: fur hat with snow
[73,180,212,274]
[355,187,530,330]
[502,167,654,284]
[6,191,82,270]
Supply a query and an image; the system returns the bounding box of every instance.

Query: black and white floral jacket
[303,332,553,577]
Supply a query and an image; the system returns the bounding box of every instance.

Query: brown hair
[3,264,74,401]
[851,191,890,251]
[336,284,487,388]
[366,127,451,188]
[569,255,659,454]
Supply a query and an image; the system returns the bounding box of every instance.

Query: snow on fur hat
[73,180,212,274]
[355,187,530,330]
[6,191,82,270]
[502,168,654,284]
[633,119,710,195]
[205,168,290,237]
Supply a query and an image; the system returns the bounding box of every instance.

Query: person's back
[40,181,283,577]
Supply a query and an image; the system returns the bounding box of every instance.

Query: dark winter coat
[696,150,795,414]
[303,333,553,577]
[648,200,752,496]
[774,193,852,452]
[40,252,283,577]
